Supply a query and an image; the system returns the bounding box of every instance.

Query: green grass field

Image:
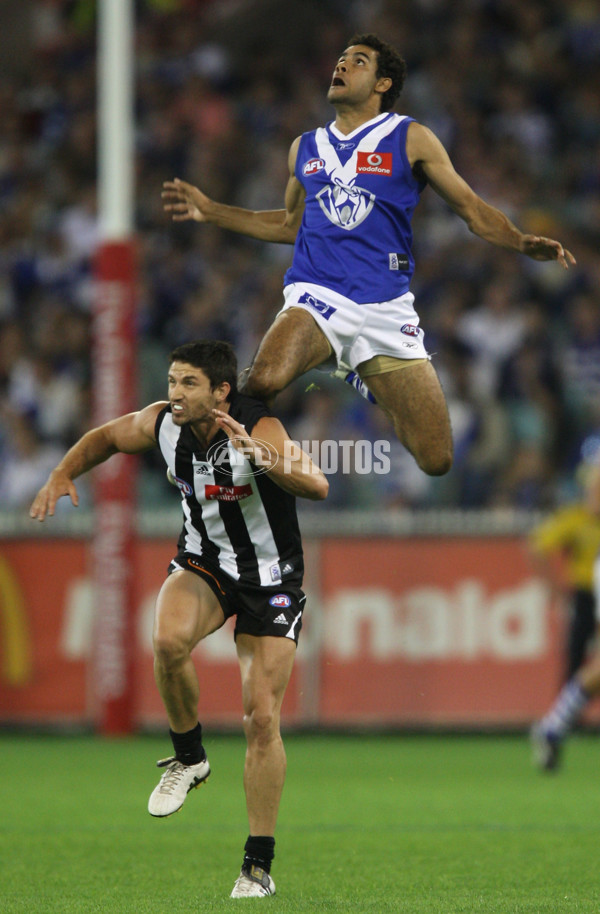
[1,732,599,913]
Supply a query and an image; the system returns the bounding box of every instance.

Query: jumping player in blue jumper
[163,33,575,479]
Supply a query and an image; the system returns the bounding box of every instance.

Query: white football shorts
[280,282,429,372]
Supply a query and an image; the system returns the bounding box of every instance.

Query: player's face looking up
[327,45,391,110]
[168,361,229,429]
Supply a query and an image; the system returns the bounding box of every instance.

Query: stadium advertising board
[0,536,588,728]
[317,538,564,725]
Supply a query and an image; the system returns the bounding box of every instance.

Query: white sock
[542,679,589,738]
[335,369,376,403]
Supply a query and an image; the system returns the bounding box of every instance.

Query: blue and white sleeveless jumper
[284,113,426,305]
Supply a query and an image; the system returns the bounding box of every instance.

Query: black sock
[243,835,275,875]
[169,722,206,765]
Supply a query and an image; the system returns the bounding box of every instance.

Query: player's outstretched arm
[29,403,164,521]
[161,138,305,244]
[408,122,576,269]
[212,410,328,501]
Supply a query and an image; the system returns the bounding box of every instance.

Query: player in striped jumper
[163,33,575,480]
[29,340,328,897]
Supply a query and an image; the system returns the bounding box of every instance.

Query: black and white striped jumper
[155,394,304,588]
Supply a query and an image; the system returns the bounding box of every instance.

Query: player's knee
[153,630,189,671]
[416,445,453,477]
[242,364,284,401]
[243,705,279,747]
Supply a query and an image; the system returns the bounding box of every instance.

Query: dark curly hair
[347,33,407,112]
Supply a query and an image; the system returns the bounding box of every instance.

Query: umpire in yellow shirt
[529,465,600,681]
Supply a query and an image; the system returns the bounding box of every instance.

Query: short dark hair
[169,340,238,399]
[347,33,407,111]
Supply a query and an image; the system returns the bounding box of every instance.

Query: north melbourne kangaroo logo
[317,177,375,231]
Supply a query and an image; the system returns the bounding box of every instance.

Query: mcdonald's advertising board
[0,535,594,728]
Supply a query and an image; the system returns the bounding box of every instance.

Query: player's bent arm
[407,123,575,268]
[408,123,525,244]
[58,402,161,471]
[213,411,328,501]
[210,137,305,241]
[200,200,298,244]
[29,402,164,521]
[162,139,304,244]
[252,417,328,501]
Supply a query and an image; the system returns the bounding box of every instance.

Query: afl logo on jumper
[357,152,392,176]
[269,594,291,608]
[171,475,193,496]
[303,158,325,176]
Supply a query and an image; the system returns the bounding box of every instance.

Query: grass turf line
[0,733,598,912]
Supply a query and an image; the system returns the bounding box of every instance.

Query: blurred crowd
[1,0,600,512]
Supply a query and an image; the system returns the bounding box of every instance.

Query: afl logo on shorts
[269,594,291,608]
[303,158,325,176]
[401,324,420,337]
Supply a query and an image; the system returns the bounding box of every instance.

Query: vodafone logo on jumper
[357,152,392,176]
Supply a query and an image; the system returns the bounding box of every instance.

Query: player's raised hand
[212,409,255,453]
[521,235,576,269]
[212,410,277,467]
[29,470,79,522]
[162,178,212,223]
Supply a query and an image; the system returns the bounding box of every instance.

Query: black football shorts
[168,552,306,645]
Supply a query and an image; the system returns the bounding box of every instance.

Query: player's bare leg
[361,359,453,476]
[148,571,225,817]
[236,634,295,833]
[153,570,225,731]
[242,308,332,404]
[230,634,296,897]
[531,650,600,773]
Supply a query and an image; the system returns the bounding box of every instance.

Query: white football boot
[148,756,210,817]
[230,866,276,898]
[530,723,561,772]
